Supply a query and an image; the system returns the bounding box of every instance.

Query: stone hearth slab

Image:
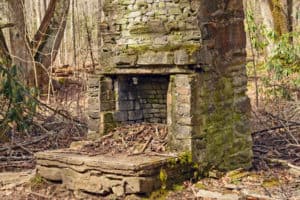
[35,150,181,196]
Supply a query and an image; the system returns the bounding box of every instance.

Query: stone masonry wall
[114,75,168,124]
[168,74,194,152]
[86,75,101,139]
[191,0,253,171]
[99,0,202,71]
[149,0,254,171]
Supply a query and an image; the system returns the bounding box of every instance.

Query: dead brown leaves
[78,123,168,156]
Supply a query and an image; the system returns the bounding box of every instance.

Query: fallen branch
[252,123,300,135]
[266,158,300,171]
[0,23,14,29]
[263,111,300,126]
[278,119,299,145]
[28,191,51,199]
[141,136,153,153]
[14,143,34,155]
[129,136,153,156]
[287,144,300,148]
[263,111,299,144]
[0,156,33,161]
[0,133,53,152]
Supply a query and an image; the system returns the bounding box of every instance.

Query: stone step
[35,150,185,197]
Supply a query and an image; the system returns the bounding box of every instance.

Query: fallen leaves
[76,123,168,156]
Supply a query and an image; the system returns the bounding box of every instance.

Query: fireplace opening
[113,75,169,125]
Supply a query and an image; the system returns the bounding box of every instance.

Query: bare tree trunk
[83,2,95,71]
[63,27,67,64]
[0,28,11,65]
[38,0,43,24]
[43,0,48,13]
[97,0,102,64]
[267,0,290,35]
[287,0,293,32]
[32,0,58,54]
[72,0,77,67]
[35,0,70,68]
[34,0,70,91]
[34,0,41,32]
[7,0,35,86]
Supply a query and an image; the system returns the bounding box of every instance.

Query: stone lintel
[96,66,197,76]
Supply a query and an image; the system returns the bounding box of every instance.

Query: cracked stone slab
[35,150,179,196]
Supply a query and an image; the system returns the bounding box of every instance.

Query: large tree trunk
[7,0,35,86]
[0,28,11,66]
[34,0,70,91]
[287,0,293,32]
[71,0,77,66]
[266,0,290,35]
[32,0,58,54]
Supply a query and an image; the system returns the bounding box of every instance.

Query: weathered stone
[114,54,137,66]
[114,111,128,122]
[69,141,94,150]
[196,189,240,200]
[174,50,190,65]
[35,151,185,196]
[241,189,279,200]
[62,168,107,194]
[87,131,99,140]
[172,125,193,139]
[168,7,181,15]
[128,110,143,121]
[87,119,100,132]
[36,166,62,181]
[118,100,135,111]
[137,51,174,65]
[125,177,160,194]
[128,11,141,18]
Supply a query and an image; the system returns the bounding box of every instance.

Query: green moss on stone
[129,25,152,34]
[126,43,201,55]
[102,112,118,133]
[195,74,252,172]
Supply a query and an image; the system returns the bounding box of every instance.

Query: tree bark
[287,0,293,32]
[71,0,77,66]
[34,0,70,90]
[97,0,103,64]
[35,0,70,68]
[267,0,290,35]
[32,0,58,54]
[83,3,95,71]
[7,0,35,86]
[0,28,11,66]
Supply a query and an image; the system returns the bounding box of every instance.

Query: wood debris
[76,123,168,156]
[252,109,300,170]
[0,113,86,172]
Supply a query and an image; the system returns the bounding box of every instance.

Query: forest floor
[0,82,299,199]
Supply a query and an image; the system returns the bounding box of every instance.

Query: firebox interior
[113,75,169,124]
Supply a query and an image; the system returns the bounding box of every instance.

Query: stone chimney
[86,0,253,171]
